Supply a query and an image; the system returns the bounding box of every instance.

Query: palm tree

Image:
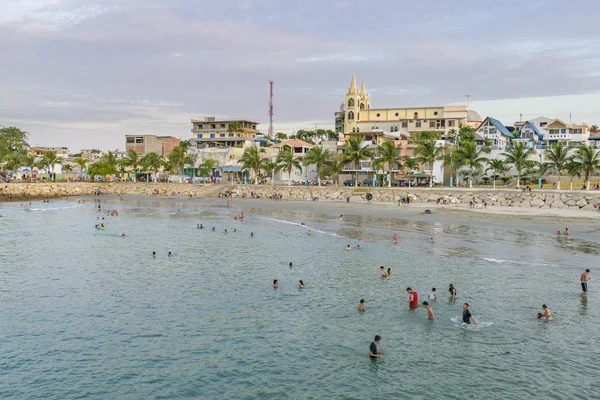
[414,139,444,187]
[303,145,334,186]
[575,145,600,190]
[227,121,244,134]
[276,147,303,185]
[240,147,266,184]
[74,157,88,179]
[169,144,193,177]
[262,160,278,185]
[101,151,119,180]
[402,157,419,187]
[341,135,373,187]
[162,158,176,181]
[566,158,582,190]
[63,164,73,173]
[275,132,288,142]
[4,152,25,174]
[376,139,401,187]
[543,143,570,190]
[42,151,60,181]
[141,152,162,182]
[123,150,141,178]
[591,124,598,132]
[453,141,489,188]
[500,142,535,188]
[201,158,219,180]
[486,159,506,189]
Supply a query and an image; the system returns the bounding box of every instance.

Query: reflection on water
[0,196,599,400]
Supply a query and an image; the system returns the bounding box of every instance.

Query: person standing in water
[369,335,382,358]
[462,303,478,325]
[152,251,156,258]
[339,215,343,223]
[380,266,388,277]
[429,288,437,300]
[406,288,419,309]
[581,269,591,295]
[298,280,304,288]
[357,299,365,311]
[393,234,398,244]
[273,280,279,289]
[387,267,392,276]
[423,301,434,320]
[346,245,352,251]
[449,284,457,300]
[541,304,553,321]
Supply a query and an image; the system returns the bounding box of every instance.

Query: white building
[475,117,513,150]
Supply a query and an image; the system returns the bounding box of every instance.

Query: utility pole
[269,81,274,138]
[465,94,471,109]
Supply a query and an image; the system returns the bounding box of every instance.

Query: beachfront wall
[2,183,600,212]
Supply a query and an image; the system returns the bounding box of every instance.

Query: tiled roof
[488,117,513,137]
[272,139,313,148]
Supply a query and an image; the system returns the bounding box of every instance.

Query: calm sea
[1,196,598,399]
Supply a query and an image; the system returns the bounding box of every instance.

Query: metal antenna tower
[269,80,274,138]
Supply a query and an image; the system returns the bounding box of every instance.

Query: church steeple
[360,81,367,97]
[347,74,358,95]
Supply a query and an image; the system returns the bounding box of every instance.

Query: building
[589,131,600,148]
[266,139,317,183]
[475,117,513,150]
[125,135,181,156]
[334,103,345,137]
[190,117,260,149]
[28,146,69,158]
[341,75,482,141]
[517,121,546,149]
[544,119,591,145]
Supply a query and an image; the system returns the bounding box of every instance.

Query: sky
[1,0,600,151]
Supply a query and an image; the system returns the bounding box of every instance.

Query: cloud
[1,0,600,151]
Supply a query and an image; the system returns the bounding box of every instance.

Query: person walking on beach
[462,303,478,325]
[380,266,388,277]
[541,304,553,321]
[581,269,591,295]
[449,284,457,300]
[340,215,343,223]
[407,288,419,309]
[423,301,434,320]
[369,335,383,358]
[358,299,365,311]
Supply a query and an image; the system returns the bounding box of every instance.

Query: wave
[450,316,493,330]
[481,257,555,268]
[482,257,512,264]
[27,204,85,212]
[262,217,344,238]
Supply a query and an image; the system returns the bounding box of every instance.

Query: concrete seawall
[2,182,600,211]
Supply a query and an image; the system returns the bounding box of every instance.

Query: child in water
[429,288,437,300]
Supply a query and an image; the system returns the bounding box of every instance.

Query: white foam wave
[27,204,85,212]
[482,257,511,264]
[262,217,344,238]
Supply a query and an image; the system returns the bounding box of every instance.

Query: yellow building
[342,75,482,141]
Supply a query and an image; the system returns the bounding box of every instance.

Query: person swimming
[168,252,172,257]
[380,266,388,277]
[356,244,361,250]
[212,227,216,232]
[346,245,351,251]
[273,279,279,289]
[250,232,254,237]
[298,280,304,288]
[357,299,365,311]
[152,251,156,258]
[429,288,437,300]
[307,230,312,236]
[449,284,457,300]
[564,228,570,235]
[121,232,126,237]
[289,262,293,267]
[542,304,553,321]
[387,267,392,275]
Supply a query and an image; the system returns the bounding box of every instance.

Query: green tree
[414,139,444,187]
[227,121,244,133]
[262,160,278,186]
[87,160,117,179]
[23,155,36,177]
[275,132,288,141]
[240,147,266,184]
[413,131,441,143]
[3,152,25,174]
[123,150,141,174]
[376,139,401,187]
[169,144,193,177]
[201,158,219,179]
[486,159,506,189]
[141,152,162,181]
[63,164,73,173]
[591,124,598,132]
[0,126,29,162]
[500,142,535,188]
[458,124,476,143]
[303,145,334,186]
[100,151,119,179]
[276,147,303,185]
[74,157,88,178]
[566,158,582,190]
[543,143,571,190]
[453,141,489,188]
[575,145,600,190]
[42,151,60,182]
[340,135,373,187]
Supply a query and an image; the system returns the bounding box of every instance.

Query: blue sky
[1,0,600,151]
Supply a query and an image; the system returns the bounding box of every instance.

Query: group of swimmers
[557,228,570,235]
[152,251,172,258]
[273,279,303,289]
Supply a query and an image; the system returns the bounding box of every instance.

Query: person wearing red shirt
[406,287,419,309]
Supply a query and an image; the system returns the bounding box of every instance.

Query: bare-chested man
[581,269,591,295]
[380,266,388,277]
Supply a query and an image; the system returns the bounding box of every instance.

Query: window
[549,129,559,135]
[561,129,566,134]
[197,134,203,138]
[429,121,436,128]
[294,147,302,154]
[219,133,225,137]
[402,122,408,128]
[434,111,438,116]
[229,133,234,137]
[237,134,241,137]
[197,125,203,129]
[416,121,421,128]
[220,124,226,128]
[376,113,381,117]
[348,111,355,120]
[348,98,355,107]
[126,137,135,143]
[360,103,365,109]
[395,112,399,117]
[448,120,455,127]
[210,134,216,138]
[135,137,144,143]
[211,124,216,129]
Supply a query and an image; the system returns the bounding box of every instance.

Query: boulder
[582,203,596,211]
[551,201,566,209]
[530,199,545,207]
[576,199,588,208]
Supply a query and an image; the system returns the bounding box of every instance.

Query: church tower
[343,75,361,137]
[359,81,370,111]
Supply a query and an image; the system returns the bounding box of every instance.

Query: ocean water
[1,196,598,399]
